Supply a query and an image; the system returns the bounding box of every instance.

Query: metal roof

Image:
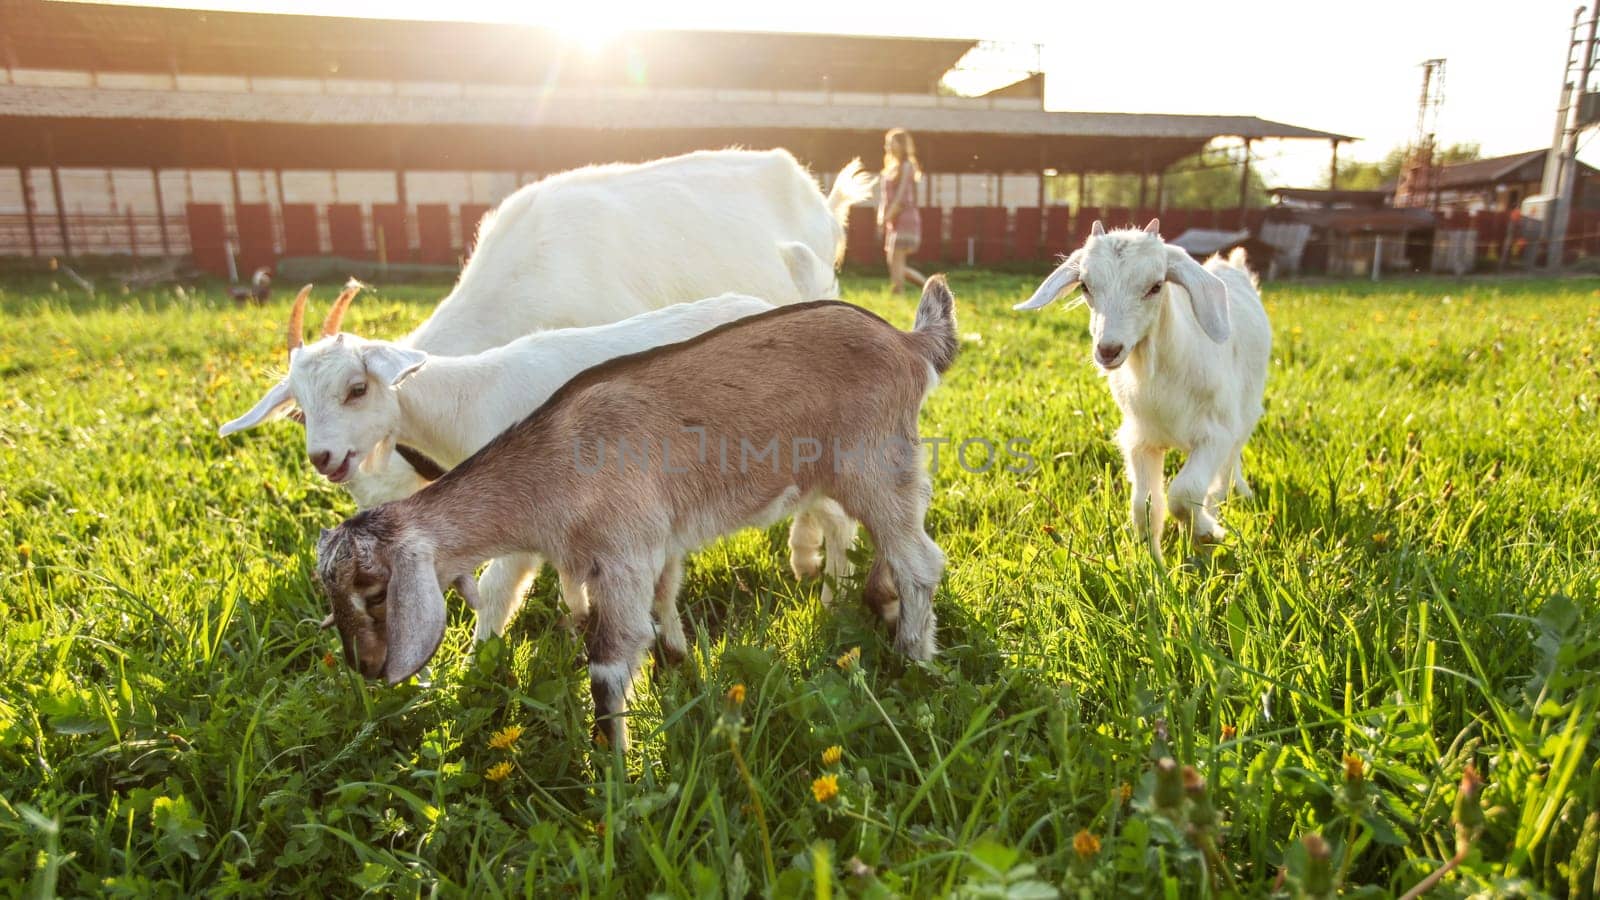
[0,83,1353,174]
[0,0,976,94]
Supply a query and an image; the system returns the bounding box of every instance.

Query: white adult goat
[1015,219,1270,562]
[405,148,870,355]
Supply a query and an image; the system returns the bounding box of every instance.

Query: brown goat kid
[317,277,960,750]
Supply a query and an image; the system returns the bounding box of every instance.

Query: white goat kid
[220,285,793,641]
[1015,219,1270,563]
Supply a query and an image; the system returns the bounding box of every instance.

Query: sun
[547,10,624,54]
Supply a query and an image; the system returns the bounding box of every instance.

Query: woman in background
[879,128,927,294]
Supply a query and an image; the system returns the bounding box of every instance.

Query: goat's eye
[1146,282,1163,298]
[346,383,368,403]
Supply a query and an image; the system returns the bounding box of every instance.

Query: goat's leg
[651,555,688,667]
[558,568,589,633]
[788,508,825,580]
[817,498,857,606]
[854,474,943,661]
[1229,440,1254,500]
[1125,443,1168,564]
[583,558,658,754]
[1168,440,1232,548]
[472,553,542,641]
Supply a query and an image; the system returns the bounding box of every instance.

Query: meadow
[0,270,1597,898]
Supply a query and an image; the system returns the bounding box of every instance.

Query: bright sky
[103,0,1589,185]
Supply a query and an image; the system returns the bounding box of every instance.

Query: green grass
[1,271,1598,898]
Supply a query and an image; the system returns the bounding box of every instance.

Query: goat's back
[428,302,943,544]
[407,150,841,355]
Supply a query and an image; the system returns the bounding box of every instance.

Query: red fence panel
[327,204,366,259]
[948,207,980,263]
[459,204,493,256]
[416,204,454,264]
[281,204,320,257]
[234,204,275,273]
[1013,207,1043,262]
[371,204,410,263]
[185,203,229,276]
[846,206,878,265]
[914,206,942,264]
[1043,207,1075,257]
[976,207,1010,265]
[1215,208,1244,231]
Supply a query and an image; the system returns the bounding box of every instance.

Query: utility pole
[1545,7,1599,270]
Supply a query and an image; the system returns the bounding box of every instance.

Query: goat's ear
[219,379,295,436]
[1090,220,1106,238]
[363,345,429,388]
[1164,246,1231,343]
[382,548,447,684]
[1014,249,1084,311]
[1144,218,1160,236]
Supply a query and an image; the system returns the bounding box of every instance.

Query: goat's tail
[1225,246,1260,288]
[911,275,959,375]
[826,159,876,265]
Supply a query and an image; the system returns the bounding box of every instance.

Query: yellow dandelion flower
[1116,782,1132,804]
[822,745,843,767]
[17,543,31,561]
[1220,723,1237,741]
[1372,532,1390,548]
[726,683,747,706]
[485,761,514,782]
[321,651,337,669]
[836,647,861,671]
[811,773,839,803]
[1344,753,1364,783]
[1073,829,1101,859]
[488,724,524,751]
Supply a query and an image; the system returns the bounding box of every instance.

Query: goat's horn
[287,284,312,357]
[321,279,363,337]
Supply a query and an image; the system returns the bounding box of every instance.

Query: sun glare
[548,11,624,54]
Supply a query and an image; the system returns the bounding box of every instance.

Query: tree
[1045,146,1271,210]
[1322,142,1481,190]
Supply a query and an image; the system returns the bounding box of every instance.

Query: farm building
[1383,149,1600,215]
[0,0,1351,273]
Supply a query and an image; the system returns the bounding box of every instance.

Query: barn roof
[0,82,1354,174]
[0,1,1353,176]
[0,0,976,94]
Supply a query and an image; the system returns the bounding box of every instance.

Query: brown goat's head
[316,516,447,684]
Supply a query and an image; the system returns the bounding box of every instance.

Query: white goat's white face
[1012,219,1233,369]
[1078,229,1169,370]
[289,335,426,484]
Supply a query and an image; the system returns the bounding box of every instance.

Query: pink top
[879,164,922,239]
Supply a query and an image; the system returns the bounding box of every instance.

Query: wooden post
[19,167,39,258]
[1077,171,1086,212]
[996,172,1004,207]
[274,168,287,255]
[127,205,139,258]
[1138,169,1148,210]
[46,148,72,257]
[394,167,409,259]
[1329,139,1340,190]
[151,168,170,255]
[1155,168,1166,213]
[1238,139,1253,213]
